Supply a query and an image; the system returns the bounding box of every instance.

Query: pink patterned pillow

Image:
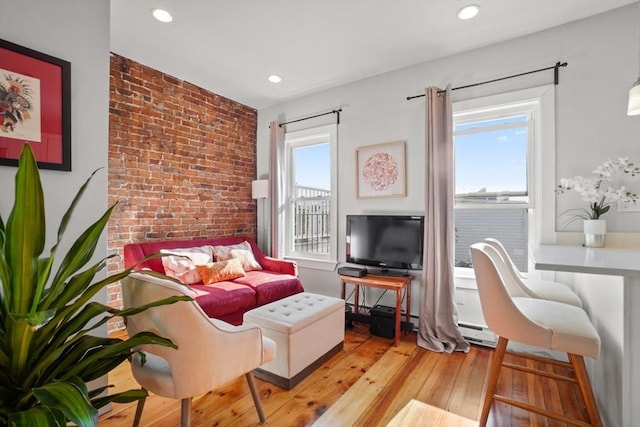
[211,241,262,271]
[160,245,213,284]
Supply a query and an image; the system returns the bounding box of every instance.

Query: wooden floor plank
[312,335,416,426]
[99,327,589,427]
[353,342,439,426]
[461,345,490,421]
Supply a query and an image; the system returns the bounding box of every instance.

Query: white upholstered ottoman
[243,292,345,389]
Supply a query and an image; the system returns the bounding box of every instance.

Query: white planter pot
[584,219,606,248]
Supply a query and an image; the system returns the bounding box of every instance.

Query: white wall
[258,3,640,302]
[258,5,640,426]
[0,0,110,393]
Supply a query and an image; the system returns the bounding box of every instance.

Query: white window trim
[453,85,556,284]
[282,124,338,270]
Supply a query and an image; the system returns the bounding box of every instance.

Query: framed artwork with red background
[0,39,71,171]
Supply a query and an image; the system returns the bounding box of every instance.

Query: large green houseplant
[0,144,190,426]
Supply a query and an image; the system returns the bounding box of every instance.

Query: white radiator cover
[458,322,497,348]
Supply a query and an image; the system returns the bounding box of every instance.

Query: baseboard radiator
[457,322,497,348]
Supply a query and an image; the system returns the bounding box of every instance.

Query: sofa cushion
[211,241,262,271]
[124,237,265,274]
[233,271,304,306]
[196,259,246,284]
[189,282,257,318]
[160,245,213,284]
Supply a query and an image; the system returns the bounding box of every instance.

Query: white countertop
[532,244,640,276]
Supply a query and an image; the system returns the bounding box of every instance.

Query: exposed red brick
[107,54,257,333]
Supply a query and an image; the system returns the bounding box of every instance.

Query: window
[283,124,337,264]
[453,86,556,275]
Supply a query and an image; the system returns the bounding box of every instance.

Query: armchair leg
[181,397,192,427]
[246,372,266,424]
[133,390,146,427]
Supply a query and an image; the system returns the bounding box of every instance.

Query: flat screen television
[345,214,424,275]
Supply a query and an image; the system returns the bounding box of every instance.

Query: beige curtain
[417,86,470,353]
[268,121,285,258]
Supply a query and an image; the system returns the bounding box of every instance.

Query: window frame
[452,85,556,282]
[282,124,338,268]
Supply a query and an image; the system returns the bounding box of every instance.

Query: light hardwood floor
[99,326,587,426]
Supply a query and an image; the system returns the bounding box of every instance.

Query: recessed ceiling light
[457,4,480,20]
[152,8,173,23]
[268,75,282,83]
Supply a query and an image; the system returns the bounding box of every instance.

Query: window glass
[455,116,529,205]
[454,103,537,273]
[291,142,330,255]
[283,125,337,263]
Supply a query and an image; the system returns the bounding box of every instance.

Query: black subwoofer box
[345,304,353,329]
[370,305,395,339]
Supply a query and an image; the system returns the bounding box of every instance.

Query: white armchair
[121,273,276,426]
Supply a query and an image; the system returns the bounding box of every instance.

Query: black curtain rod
[278,109,342,127]
[406,61,568,100]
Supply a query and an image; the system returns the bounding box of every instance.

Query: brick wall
[107,54,258,332]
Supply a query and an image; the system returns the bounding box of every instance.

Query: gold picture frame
[355,140,406,199]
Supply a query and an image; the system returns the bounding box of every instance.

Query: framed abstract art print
[355,140,406,199]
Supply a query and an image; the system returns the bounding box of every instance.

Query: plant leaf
[90,388,148,410]
[47,302,115,351]
[40,258,106,312]
[114,295,192,318]
[64,332,177,379]
[5,144,45,314]
[47,204,115,300]
[33,380,98,427]
[7,406,66,427]
[6,315,34,385]
[39,336,118,384]
[35,169,103,304]
[55,169,103,246]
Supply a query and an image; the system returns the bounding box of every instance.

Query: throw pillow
[160,245,213,284]
[196,258,246,284]
[211,241,262,271]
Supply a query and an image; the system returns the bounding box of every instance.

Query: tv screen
[346,215,424,273]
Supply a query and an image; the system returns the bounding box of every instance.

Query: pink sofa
[123,236,304,325]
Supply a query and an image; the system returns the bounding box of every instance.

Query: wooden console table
[339,273,413,346]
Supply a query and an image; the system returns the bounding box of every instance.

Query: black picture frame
[0,39,71,171]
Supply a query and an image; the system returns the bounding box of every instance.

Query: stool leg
[480,336,508,427]
[569,353,602,427]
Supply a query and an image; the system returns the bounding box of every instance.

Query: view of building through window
[454,111,532,271]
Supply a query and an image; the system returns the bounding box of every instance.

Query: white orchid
[557,158,640,221]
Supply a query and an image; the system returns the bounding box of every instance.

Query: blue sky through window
[294,142,330,191]
[455,116,527,195]
[293,116,527,195]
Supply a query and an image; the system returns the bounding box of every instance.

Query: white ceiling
[110,0,637,110]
